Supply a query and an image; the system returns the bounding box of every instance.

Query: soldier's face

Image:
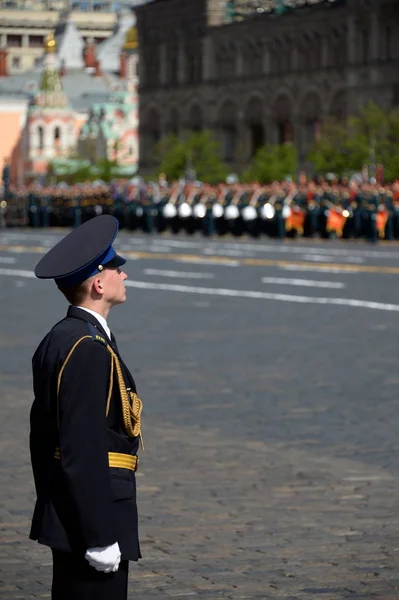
[102,267,128,306]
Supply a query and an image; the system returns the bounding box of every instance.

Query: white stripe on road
[203,247,254,258]
[301,254,364,264]
[0,268,36,278]
[176,257,240,267]
[1,268,397,312]
[281,265,360,274]
[215,242,399,260]
[261,277,345,289]
[144,268,214,280]
[124,281,399,312]
[0,256,16,263]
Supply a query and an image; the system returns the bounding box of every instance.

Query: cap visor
[103,253,126,269]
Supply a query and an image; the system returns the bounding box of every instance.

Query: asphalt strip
[1,268,398,313]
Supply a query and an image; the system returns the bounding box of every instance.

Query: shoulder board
[87,322,108,346]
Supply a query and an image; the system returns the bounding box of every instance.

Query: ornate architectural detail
[137,0,399,170]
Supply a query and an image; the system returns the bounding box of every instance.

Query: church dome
[44,32,57,54]
[123,26,138,51]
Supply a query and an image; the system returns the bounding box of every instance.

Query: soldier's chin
[112,292,127,306]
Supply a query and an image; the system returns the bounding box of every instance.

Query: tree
[153,134,187,181]
[308,103,399,181]
[242,143,298,183]
[154,130,228,183]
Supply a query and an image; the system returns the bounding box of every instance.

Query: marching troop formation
[3,178,399,242]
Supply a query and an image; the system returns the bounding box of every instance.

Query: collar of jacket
[67,305,111,343]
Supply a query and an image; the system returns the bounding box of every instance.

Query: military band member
[29,215,142,600]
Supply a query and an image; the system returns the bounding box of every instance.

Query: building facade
[136,0,399,173]
[0,14,140,183]
[0,0,149,74]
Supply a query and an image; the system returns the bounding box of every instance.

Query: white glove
[85,542,121,573]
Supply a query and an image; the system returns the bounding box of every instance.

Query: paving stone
[2,233,399,598]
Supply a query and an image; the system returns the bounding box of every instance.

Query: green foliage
[154,135,187,181]
[48,158,122,184]
[95,159,118,183]
[242,143,298,183]
[308,103,399,181]
[154,130,228,184]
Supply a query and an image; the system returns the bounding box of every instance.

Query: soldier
[29,215,142,600]
[242,184,262,238]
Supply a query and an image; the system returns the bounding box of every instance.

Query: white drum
[212,203,224,218]
[193,204,207,219]
[163,203,177,218]
[178,202,192,218]
[225,205,239,220]
[242,205,257,221]
[261,203,275,220]
[282,205,292,219]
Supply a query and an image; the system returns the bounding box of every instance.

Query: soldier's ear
[92,275,105,296]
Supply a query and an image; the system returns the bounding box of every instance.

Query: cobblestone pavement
[1,231,399,599]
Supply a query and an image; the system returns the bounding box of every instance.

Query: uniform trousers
[51,549,129,600]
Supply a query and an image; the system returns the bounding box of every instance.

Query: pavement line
[261,277,345,289]
[301,254,364,264]
[0,268,36,278]
[176,257,240,267]
[1,268,397,311]
[1,244,399,273]
[123,281,398,312]
[203,248,254,257]
[0,256,16,263]
[3,232,399,258]
[281,265,360,274]
[143,269,214,279]
[204,241,399,260]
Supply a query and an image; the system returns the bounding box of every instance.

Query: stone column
[178,38,185,84]
[159,43,167,85]
[369,8,380,84]
[321,35,328,68]
[236,43,243,78]
[202,35,214,81]
[263,46,270,74]
[369,8,380,61]
[120,51,127,79]
[83,39,97,69]
[346,15,357,88]
[0,49,8,77]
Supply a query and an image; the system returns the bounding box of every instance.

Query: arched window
[245,97,265,157]
[272,95,294,144]
[218,100,238,162]
[38,126,44,150]
[54,126,61,143]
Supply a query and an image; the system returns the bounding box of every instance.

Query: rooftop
[0,69,122,113]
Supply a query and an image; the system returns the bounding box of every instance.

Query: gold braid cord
[57,335,92,429]
[107,345,143,443]
[57,336,143,444]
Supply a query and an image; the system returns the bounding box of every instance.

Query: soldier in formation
[3,177,399,242]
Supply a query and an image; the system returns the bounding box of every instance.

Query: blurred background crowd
[3,175,399,242]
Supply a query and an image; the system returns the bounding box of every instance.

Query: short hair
[56,280,89,306]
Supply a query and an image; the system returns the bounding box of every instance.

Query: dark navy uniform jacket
[29,306,141,561]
